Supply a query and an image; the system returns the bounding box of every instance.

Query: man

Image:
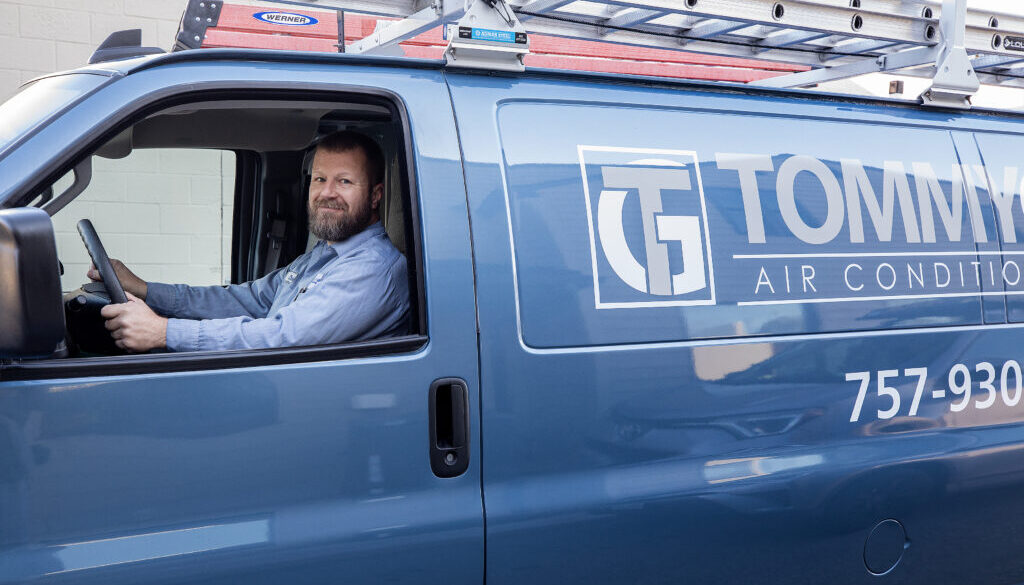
[93,130,410,352]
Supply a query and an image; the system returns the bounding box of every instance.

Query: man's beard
[308,200,373,242]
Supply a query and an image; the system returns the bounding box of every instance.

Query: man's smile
[315,203,347,214]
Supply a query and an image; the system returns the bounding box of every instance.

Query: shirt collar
[320,221,386,258]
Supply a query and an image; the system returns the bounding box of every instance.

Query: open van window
[9,92,423,374]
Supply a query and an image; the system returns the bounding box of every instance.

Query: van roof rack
[174,0,808,83]
[180,0,1024,109]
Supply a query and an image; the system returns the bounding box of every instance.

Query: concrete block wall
[0,0,188,103]
[51,149,235,291]
[1,0,239,291]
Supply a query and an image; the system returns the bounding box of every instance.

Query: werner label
[581,147,1024,309]
[253,11,319,26]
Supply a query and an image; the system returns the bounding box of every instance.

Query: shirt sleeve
[163,253,408,352]
[146,267,287,320]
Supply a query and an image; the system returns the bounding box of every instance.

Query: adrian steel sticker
[1004,35,1024,52]
[253,11,319,26]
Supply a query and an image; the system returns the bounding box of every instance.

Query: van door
[448,70,1024,584]
[0,62,481,585]
[972,129,1024,321]
[950,130,1006,324]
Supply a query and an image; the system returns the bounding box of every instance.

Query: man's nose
[316,181,342,197]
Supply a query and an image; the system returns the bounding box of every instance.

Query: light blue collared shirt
[146,223,409,351]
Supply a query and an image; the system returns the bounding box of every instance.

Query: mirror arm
[42,157,93,216]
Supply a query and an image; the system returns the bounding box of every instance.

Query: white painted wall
[0,0,235,290]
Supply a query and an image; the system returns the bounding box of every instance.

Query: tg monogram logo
[579,146,715,309]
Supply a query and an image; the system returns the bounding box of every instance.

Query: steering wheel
[76,219,128,304]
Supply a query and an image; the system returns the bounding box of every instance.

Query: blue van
[4,5,1024,585]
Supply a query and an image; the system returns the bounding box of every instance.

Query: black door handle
[429,378,470,478]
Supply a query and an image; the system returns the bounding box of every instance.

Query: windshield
[0,73,108,159]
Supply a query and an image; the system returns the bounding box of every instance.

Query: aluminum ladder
[238,0,1024,107]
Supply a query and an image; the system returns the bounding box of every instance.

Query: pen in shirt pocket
[294,272,325,301]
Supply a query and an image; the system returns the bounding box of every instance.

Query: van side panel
[450,72,1024,584]
[491,99,985,348]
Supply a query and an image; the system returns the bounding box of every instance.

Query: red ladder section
[201,4,807,83]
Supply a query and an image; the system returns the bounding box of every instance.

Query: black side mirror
[0,208,64,358]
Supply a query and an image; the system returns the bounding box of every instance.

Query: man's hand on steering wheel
[100,292,168,352]
[87,258,149,300]
[77,221,161,352]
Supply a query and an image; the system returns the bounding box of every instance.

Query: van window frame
[0,72,112,163]
[0,85,427,381]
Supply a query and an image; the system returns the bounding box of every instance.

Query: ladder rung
[756,30,832,50]
[518,0,578,18]
[752,31,832,55]
[603,8,661,30]
[973,55,1024,71]
[684,19,752,41]
[818,38,905,61]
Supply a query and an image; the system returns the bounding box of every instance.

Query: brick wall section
[1,0,238,291]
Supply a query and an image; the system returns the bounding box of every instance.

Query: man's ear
[371,183,384,210]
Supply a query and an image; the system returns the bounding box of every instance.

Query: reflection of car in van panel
[6,0,1024,583]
